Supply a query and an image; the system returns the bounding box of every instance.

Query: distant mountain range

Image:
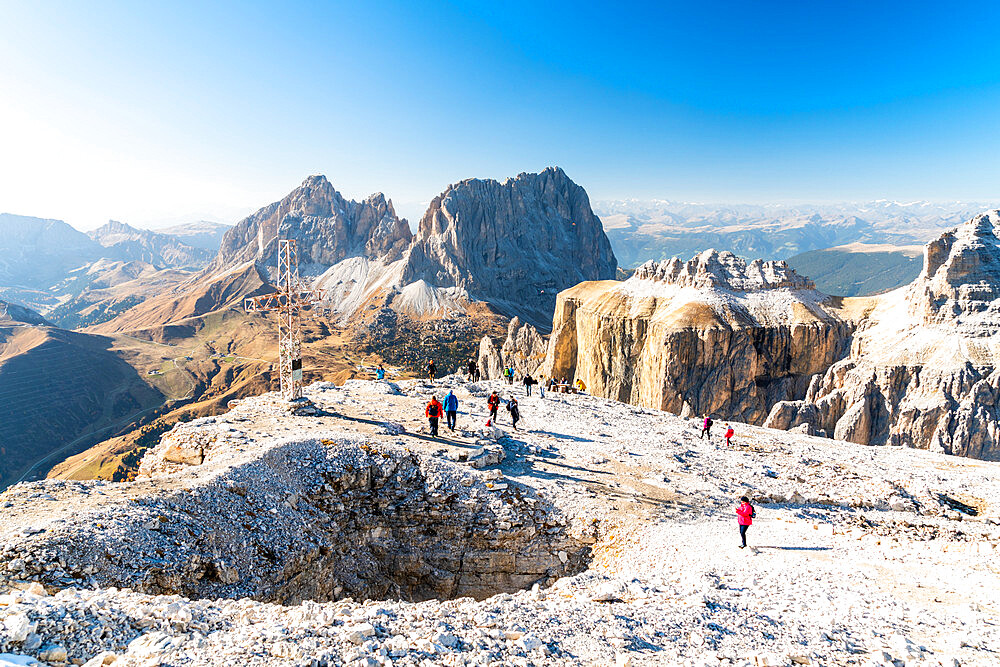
[0,214,231,325]
[594,199,999,268]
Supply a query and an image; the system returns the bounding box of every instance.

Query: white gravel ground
[1,377,999,667]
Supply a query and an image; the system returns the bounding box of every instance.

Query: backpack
[428,403,440,417]
[750,505,756,519]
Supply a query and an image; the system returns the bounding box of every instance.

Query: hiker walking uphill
[506,395,521,431]
[443,390,459,431]
[487,391,501,425]
[426,359,436,382]
[700,415,714,439]
[725,424,734,446]
[736,496,755,548]
[425,396,443,437]
[523,374,535,396]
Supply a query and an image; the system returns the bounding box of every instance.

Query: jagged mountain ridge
[99,168,617,332]
[211,175,413,274]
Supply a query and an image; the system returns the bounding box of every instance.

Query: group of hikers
[701,416,757,546]
[424,388,520,436]
[699,414,736,447]
[384,360,756,550]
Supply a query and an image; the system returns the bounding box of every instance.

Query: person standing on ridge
[725,424,735,446]
[426,359,436,382]
[443,390,459,431]
[506,395,521,431]
[467,358,478,382]
[487,390,501,424]
[736,496,754,548]
[700,415,713,439]
[425,395,443,437]
[376,365,385,380]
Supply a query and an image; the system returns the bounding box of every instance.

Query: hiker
[467,358,478,382]
[426,359,436,382]
[736,496,755,548]
[504,367,514,385]
[506,395,520,430]
[375,365,385,380]
[487,391,501,424]
[523,374,534,396]
[575,378,587,393]
[444,390,459,431]
[700,415,714,439]
[539,377,546,399]
[725,424,734,446]
[425,395,443,437]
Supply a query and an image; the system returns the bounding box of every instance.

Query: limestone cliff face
[543,250,856,423]
[477,317,546,380]
[765,211,1000,459]
[212,175,412,273]
[401,167,617,327]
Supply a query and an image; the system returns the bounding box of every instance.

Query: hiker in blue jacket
[443,390,459,431]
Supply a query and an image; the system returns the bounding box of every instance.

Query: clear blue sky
[1,0,998,228]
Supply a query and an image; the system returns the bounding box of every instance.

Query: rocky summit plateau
[1,377,998,666]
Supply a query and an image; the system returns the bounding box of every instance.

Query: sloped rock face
[766,211,1000,459]
[213,175,412,273]
[477,317,547,380]
[544,250,854,423]
[401,167,617,327]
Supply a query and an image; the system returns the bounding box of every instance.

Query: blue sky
[1,1,998,229]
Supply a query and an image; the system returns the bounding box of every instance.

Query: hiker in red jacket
[425,396,443,437]
[736,496,754,548]
[487,391,501,424]
[725,424,735,446]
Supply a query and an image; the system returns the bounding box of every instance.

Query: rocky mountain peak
[402,167,617,327]
[212,175,413,273]
[906,210,1000,334]
[632,250,814,291]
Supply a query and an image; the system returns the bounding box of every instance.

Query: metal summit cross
[244,239,325,400]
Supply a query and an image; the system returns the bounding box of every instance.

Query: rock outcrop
[544,250,857,423]
[401,167,617,327]
[765,210,1000,459]
[477,317,547,380]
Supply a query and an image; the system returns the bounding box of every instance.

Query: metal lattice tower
[244,240,325,400]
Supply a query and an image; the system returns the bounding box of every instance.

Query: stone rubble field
[1,377,999,667]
